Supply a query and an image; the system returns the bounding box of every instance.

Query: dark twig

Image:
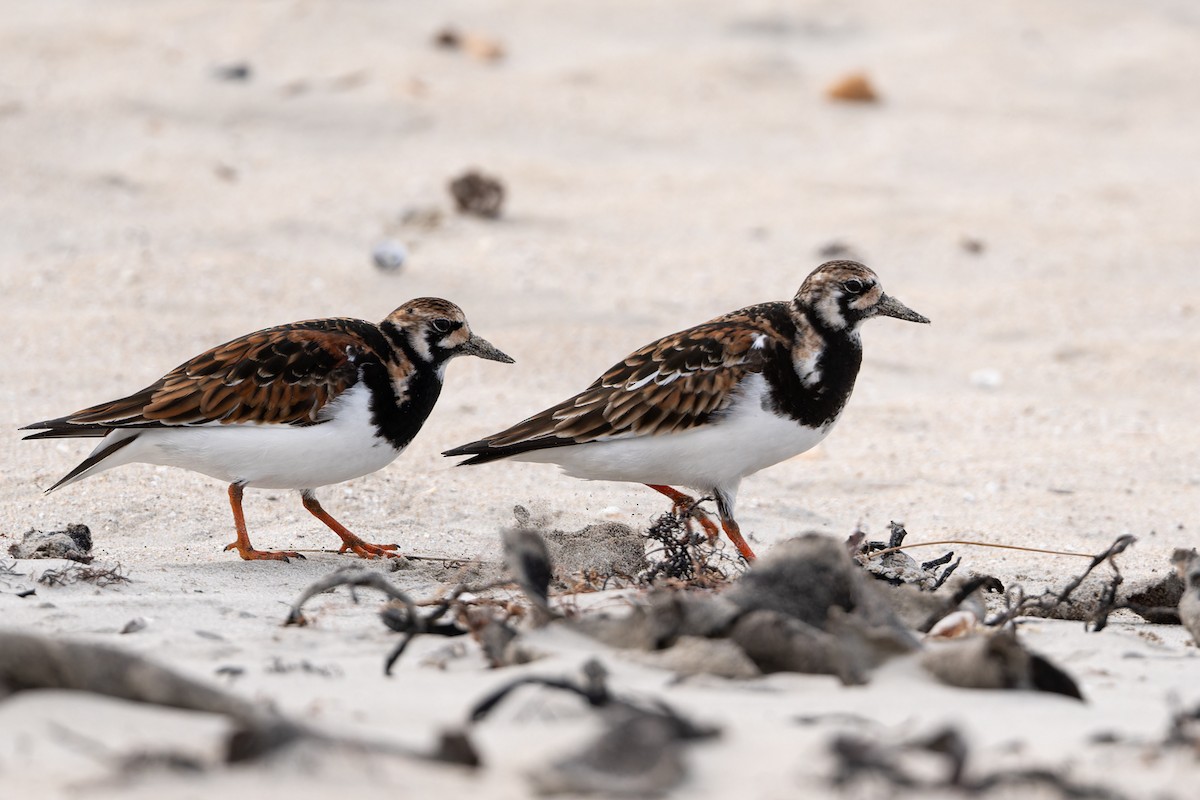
[285,567,416,626]
[986,535,1136,629]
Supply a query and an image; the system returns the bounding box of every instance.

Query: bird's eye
[842,279,865,294]
[431,318,452,333]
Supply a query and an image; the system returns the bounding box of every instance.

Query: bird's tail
[442,436,575,466]
[21,424,141,493]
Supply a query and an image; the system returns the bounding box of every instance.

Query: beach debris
[9,523,93,562]
[1121,567,1184,624]
[37,561,130,588]
[468,659,718,796]
[399,205,444,231]
[817,240,862,260]
[852,522,960,590]
[530,708,717,796]
[725,534,914,641]
[1166,700,1200,753]
[996,534,1136,629]
[857,528,1143,631]
[829,726,1126,799]
[433,27,506,62]
[266,657,342,678]
[0,560,33,597]
[448,170,506,218]
[729,607,900,685]
[960,236,986,255]
[624,635,761,680]
[513,505,648,585]
[371,239,408,272]
[284,567,468,673]
[639,508,736,588]
[571,589,742,652]
[0,630,480,768]
[213,62,252,82]
[825,71,879,103]
[120,616,149,635]
[577,533,917,684]
[502,525,555,622]
[1174,548,1200,645]
[284,562,550,673]
[920,628,1083,699]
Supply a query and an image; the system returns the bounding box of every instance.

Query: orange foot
[223,541,305,561]
[337,534,403,560]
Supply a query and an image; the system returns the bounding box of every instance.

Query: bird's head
[793,260,929,332]
[382,298,514,367]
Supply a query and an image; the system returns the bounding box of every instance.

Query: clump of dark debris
[852,521,960,590]
[9,524,93,562]
[638,508,738,588]
[448,169,505,218]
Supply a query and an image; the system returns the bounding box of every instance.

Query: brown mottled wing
[52,319,374,429]
[489,312,780,447]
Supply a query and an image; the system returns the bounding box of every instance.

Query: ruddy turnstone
[22,298,512,561]
[444,260,928,561]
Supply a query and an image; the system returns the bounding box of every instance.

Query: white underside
[68,383,401,490]
[512,374,836,500]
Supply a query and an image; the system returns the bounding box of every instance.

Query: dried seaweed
[639,509,735,588]
[37,562,130,588]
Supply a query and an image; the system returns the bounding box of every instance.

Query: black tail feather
[22,426,111,440]
[44,434,138,493]
[443,436,577,466]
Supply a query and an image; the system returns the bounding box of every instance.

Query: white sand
[2,0,1198,796]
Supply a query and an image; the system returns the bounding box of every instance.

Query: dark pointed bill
[875,294,930,324]
[461,334,515,363]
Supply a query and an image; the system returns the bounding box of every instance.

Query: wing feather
[481,311,786,448]
[38,320,377,430]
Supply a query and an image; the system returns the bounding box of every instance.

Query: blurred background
[1,0,1197,568]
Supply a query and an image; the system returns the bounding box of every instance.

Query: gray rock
[371,239,408,272]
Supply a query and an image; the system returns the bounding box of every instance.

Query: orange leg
[301,491,402,559]
[718,516,757,562]
[645,484,721,543]
[224,483,303,561]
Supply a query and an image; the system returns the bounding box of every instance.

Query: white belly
[99,383,401,489]
[513,374,835,492]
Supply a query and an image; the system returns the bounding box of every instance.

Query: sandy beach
[2,1,1198,797]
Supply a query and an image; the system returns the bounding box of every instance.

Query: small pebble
[826,72,879,103]
[213,62,252,82]
[120,616,149,634]
[969,368,1003,389]
[372,239,408,272]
